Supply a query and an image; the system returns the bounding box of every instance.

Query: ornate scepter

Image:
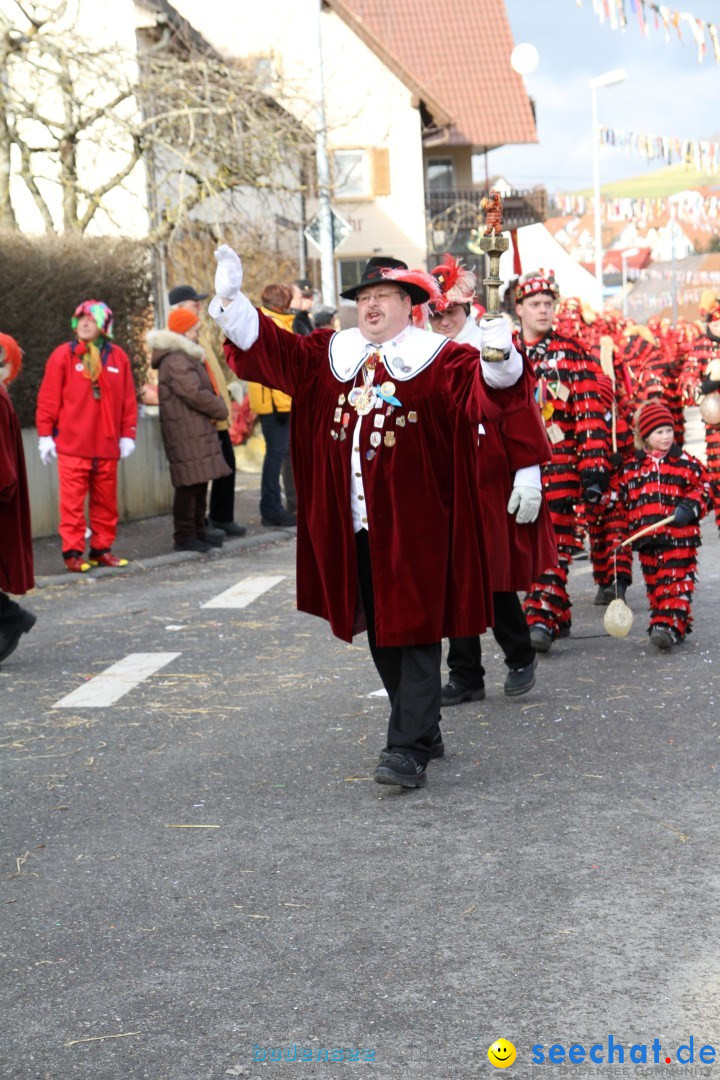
[478,188,510,362]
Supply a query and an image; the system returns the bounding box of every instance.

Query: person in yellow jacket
[249,283,297,527]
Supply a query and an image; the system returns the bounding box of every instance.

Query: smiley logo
[488,1039,516,1068]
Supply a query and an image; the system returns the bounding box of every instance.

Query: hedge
[0,233,152,427]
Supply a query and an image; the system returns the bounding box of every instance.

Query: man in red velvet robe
[0,334,36,664]
[210,247,546,790]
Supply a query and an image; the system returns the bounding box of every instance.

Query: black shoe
[209,519,247,538]
[200,532,224,548]
[173,537,212,553]
[556,625,571,639]
[374,750,427,788]
[379,730,444,763]
[261,511,297,527]
[529,625,553,653]
[441,679,486,707]
[204,524,225,542]
[594,585,611,606]
[649,627,675,651]
[0,609,37,663]
[612,579,629,602]
[504,658,537,697]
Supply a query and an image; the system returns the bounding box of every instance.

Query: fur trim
[146,327,205,359]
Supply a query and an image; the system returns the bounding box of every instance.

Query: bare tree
[0,0,314,240]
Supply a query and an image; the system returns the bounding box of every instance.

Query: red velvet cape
[0,384,34,594]
[225,314,543,647]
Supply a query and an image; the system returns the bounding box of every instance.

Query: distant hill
[567,162,720,200]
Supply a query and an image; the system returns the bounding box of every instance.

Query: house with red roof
[169,0,544,290]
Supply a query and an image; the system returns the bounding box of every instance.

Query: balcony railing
[425,187,548,259]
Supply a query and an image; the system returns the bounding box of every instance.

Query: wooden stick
[618,514,675,548]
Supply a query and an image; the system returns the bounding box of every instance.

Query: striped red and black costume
[610,446,713,639]
[518,329,611,638]
[587,401,634,591]
[631,330,685,440]
[679,329,720,528]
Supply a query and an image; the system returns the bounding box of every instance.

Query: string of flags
[555,192,720,224]
[577,0,720,63]
[599,125,720,174]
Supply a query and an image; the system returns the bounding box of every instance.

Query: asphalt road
[2,525,720,1080]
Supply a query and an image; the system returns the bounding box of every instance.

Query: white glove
[119,437,136,459]
[507,485,542,524]
[228,380,245,403]
[214,244,244,302]
[38,436,57,465]
[478,316,512,358]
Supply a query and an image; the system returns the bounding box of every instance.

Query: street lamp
[590,68,627,309]
[620,247,639,316]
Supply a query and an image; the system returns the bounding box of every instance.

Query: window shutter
[370,148,390,197]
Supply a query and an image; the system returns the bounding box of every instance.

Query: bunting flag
[577,0,720,63]
[555,191,720,224]
[599,125,720,174]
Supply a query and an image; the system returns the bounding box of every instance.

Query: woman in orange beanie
[147,310,231,553]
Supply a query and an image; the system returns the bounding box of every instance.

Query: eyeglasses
[356,289,406,305]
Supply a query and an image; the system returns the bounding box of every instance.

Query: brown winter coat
[148,329,231,488]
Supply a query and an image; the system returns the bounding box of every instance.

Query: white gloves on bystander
[507,485,542,524]
[214,245,244,302]
[119,437,136,459]
[477,316,512,358]
[38,436,57,465]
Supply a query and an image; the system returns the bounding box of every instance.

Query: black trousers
[447,591,534,689]
[173,482,209,544]
[209,429,236,524]
[355,529,440,766]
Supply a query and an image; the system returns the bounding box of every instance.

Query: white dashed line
[201,575,286,609]
[53,653,181,708]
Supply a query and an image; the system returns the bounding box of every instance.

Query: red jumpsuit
[36,341,137,555]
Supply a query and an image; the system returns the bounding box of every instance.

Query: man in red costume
[514,271,611,653]
[36,301,137,572]
[428,255,555,702]
[679,289,720,532]
[0,334,36,662]
[210,246,547,789]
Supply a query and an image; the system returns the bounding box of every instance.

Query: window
[338,258,369,295]
[333,150,370,198]
[426,158,455,190]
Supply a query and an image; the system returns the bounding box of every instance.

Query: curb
[32,528,296,590]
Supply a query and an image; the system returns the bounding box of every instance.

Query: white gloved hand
[478,316,512,358]
[214,244,244,302]
[38,435,57,465]
[228,380,245,403]
[507,485,542,524]
[119,437,136,459]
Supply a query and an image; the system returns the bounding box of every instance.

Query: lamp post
[589,68,627,310]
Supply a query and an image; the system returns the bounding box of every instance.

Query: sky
[487,0,720,194]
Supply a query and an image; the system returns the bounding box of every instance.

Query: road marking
[53,653,181,708]
[201,575,286,609]
[368,688,388,698]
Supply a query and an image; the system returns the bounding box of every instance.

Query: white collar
[454,315,482,349]
[328,325,448,382]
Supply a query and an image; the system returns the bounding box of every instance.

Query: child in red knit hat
[609,400,713,649]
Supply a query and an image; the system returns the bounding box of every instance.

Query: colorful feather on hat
[381,266,443,304]
[430,254,476,305]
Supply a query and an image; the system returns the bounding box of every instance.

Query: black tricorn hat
[340,256,431,305]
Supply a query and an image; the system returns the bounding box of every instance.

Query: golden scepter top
[478,189,510,362]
